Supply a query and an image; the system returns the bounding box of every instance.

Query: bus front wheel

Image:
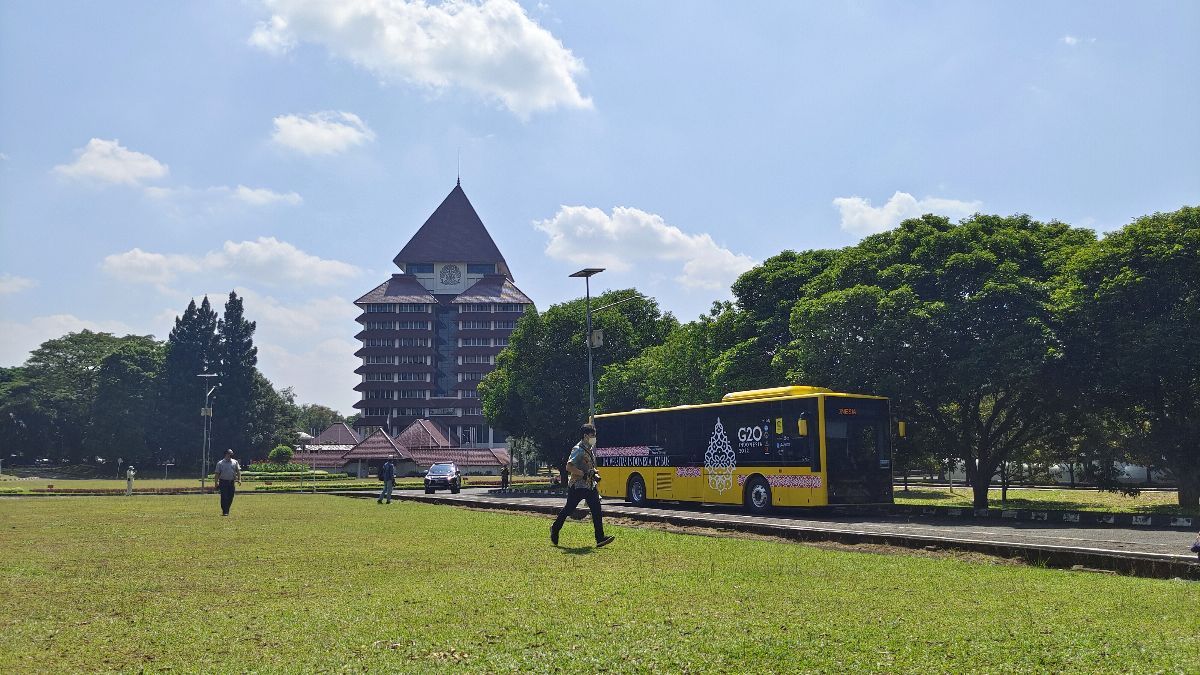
[627,474,648,506]
[744,476,772,514]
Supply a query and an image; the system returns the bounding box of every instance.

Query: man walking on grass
[215,449,242,516]
[551,423,615,548]
[378,455,396,504]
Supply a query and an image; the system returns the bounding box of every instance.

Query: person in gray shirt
[215,449,242,516]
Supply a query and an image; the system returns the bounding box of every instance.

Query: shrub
[268,445,294,464]
[245,462,313,473]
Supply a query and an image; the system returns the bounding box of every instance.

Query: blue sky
[1,1,1197,414]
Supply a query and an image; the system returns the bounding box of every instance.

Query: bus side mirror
[898,421,907,438]
[798,419,808,437]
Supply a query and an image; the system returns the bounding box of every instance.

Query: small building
[341,429,415,478]
[293,422,362,472]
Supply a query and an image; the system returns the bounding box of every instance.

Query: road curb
[357,492,1200,581]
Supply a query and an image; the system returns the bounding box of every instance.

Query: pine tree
[214,291,257,456]
[158,297,218,471]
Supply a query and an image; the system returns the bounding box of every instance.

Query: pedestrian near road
[378,455,396,504]
[500,465,510,489]
[125,465,136,496]
[550,423,615,548]
[215,449,242,516]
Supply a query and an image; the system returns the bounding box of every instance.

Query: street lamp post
[198,371,219,489]
[569,268,605,422]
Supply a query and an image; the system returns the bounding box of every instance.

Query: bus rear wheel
[744,476,772,514]
[627,473,648,506]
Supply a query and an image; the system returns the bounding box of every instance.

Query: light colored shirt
[567,443,597,491]
[215,458,241,481]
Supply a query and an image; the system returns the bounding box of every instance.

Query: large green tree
[18,331,154,462]
[158,297,218,469]
[85,339,165,466]
[1060,206,1200,509]
[782,214,1095,509]
[214,291,258,454]
[480,290,674,468]
[296,404,345,437]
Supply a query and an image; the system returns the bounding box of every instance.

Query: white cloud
[1060,35,1096,46]
[832,191,982,235]
[53,138,169,185]
[271,111,375,155]
[534,206,756,291]
[102,237,361,288]
[234,185,303,206]
[248,15,296,55]
[250,0,591,118]
[236,287,361,411]
[101,248,202,286]
[0,315,136,367]
[0,273,37,296]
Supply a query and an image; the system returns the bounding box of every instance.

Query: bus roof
[595,386,888,418]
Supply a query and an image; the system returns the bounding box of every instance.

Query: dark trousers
[552,487,605,542]
[219,479,236,514]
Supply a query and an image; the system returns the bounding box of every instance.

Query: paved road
[402,488,1198,561]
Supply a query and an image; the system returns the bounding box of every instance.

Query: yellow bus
[594,386,895,513]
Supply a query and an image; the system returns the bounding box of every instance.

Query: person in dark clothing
[378,455,397,504]
[550,423,615,548]
[500,465,510,489]
[214,449,242,516]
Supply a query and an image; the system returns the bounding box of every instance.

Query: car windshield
[429,464,454,475]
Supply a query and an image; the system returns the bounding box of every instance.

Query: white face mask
[582,435,596,449]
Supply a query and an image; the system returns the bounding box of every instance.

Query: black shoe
[550,526,559,546]
[377,499,382,504]
[386,500,391,504]
[221,512,228,517]
[596,535,615,548]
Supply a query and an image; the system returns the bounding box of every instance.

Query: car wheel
[425,488,433,494]
[627,473,648,506]
[744,476,772,514]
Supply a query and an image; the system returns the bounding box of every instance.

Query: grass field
[1,495,1197,672]
[895,486,1189,514]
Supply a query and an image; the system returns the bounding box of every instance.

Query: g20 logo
[737,425,765,443]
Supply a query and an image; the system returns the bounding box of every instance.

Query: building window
[395,320,430,329]
[459,337,491,347]
[396,407,424,416]
[397,390,426,399]
[365,390,394,400]
[397,354,429,365]
[459,354,493,364]
[465,408,483,416]
[366,303,396,313]
[494,337,510,347]
[466,263,496,274]
[460,303,492,313]
[460,372,485,381]
[364,407,391,417]
[396,372,428,381]
[397,338,430,347]
[497,303,526,313]
[493,320,517,330]
[428,407,459,417]
[364,355,395,365]
[365,320,397,330]
[461,390,479,398]
[407,263,434,274]
[364,338,393,348]
[365,373,393,382]
[459,320,491,330]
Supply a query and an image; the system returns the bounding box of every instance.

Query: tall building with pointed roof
[353,183,533,447]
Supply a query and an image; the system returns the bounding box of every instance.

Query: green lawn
[895,486,1189,514]
[0,495,1196,673]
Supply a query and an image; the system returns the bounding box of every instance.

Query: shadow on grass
[895,488,959,501]
[558,546,595,555]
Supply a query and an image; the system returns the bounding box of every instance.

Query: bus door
[823,398,893,504]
